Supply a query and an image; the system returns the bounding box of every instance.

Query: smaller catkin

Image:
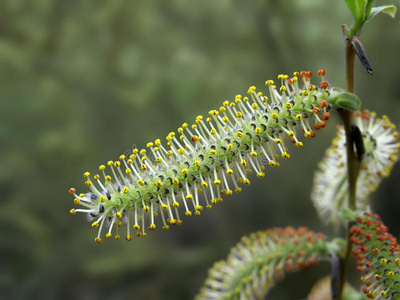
[69,70,337,242]
[350,212,400,299]
[196,227,329,300]
[312,111,399,225]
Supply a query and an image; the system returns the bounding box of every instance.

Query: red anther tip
[305,71,313,78]
[69,188,76,195]
[317,69,326,76]
[320,81,328,89]
[300,71,306,77]
[323,112,330,120]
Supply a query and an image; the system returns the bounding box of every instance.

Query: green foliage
[327,91,361,110]
[345,0,397,37]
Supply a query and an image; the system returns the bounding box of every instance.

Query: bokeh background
[1,0,400,299]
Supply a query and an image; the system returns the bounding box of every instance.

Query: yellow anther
[269,161,276,167]
[133,224,140,230]
[166,150,173,156]
[244,179,251,185]
[206,117,211,123]
[115,212,122,219]
[226,169,233,175]
[195,205,203,211]
[148,224,156,231]
[161,204,168,210]
[210,149,217,155]
[251,103,258,110]
[257,172,265,178]
[93,174,99,180]
[288,131,294,137]
[92,221,99,228]
[236,111,243,119]
[114,161,121,168]
[141,164,147,171]
[250,151,257,157]
[85,180,92,186]
[241,160,247,167]
[226,190,233,196]
[262,96,268,102]
[210,128,216,135]
[302,90,309,96]
[381,258,387,265]
[255,127,261,134]
[178,148,185,154]
[185,211,192,216]
[246,169,252,175]
[271,113,278,119]
[295,142,303,148]
[137,180,145,186]
[308,85,316,91]
[274,138,281,144]
[186,194,193,200]
[70,209,76,215]
[172,178,179,185]
[219,106,226,113]
[181,168,188,175]
[280,86,286,92]
[223,100,229,106]
[95,238,102,243]
[237,131,243,138]
[265,80,274,86]
[146,142,154,148]
[237,177,243,183]
[195,211,201,216]
[296,114,302,121]
[285,103,292,109]
[282,152,290,159]
[125,168,132,175]
[129,154,136,160]
[227,144,233,150]
[83,172,90,178]
[107,161,114,166]
[139,149,146,155]
[388,271,394,277]
[173,201,179,208]
[304,131,311,138]
[99,165,106,171]
[178,127,183,133]
[201,181,208,188]
[214,180,221,185]
[194,160,201,167]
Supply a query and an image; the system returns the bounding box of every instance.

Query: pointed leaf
[366,5,397,21]
[364,0,375,20]
[345,0,367,21]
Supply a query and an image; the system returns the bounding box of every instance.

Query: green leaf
[345,0,367,21]
[327,92,361,110]
[366,5,397,22]
[364,0,375,20]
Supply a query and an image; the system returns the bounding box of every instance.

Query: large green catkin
[69,70,338,242]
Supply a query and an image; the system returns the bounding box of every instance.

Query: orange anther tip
[69,188,76,195]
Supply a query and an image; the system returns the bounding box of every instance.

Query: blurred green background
[1,0,399,299]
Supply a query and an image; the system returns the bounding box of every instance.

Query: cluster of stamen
[196,227,328,300]
[312,110,399,225]
[69,70,335,243]
[350,212,400,299]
